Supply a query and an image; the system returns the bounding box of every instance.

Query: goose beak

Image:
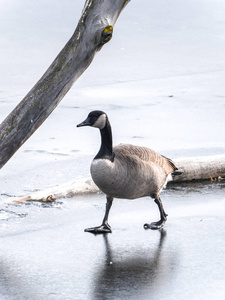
[77,117,91,127]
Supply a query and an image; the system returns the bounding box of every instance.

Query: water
[0,0,225,299]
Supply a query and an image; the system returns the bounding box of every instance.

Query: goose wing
[113,144,177,175]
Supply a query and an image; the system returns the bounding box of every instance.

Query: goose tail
[172,170,182,176]
[167,170,182,184]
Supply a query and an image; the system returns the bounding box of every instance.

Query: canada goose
[77,110,178,233]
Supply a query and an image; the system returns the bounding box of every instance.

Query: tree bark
[0,0,130,169]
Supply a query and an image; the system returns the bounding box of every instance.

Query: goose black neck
[94,119,114,162]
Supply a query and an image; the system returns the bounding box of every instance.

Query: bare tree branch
[0,0,130,169]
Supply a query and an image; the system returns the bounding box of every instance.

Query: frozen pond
[0,181,225,300]
[0,0,225,299]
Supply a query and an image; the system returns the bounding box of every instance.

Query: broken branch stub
[0,0,130,169]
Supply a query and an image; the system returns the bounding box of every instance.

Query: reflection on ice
[92,231,176,300]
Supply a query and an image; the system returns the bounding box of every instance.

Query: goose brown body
[91,144,177,199]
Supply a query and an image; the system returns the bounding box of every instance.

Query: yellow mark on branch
[101,25,113,44]
[104,25,113,33]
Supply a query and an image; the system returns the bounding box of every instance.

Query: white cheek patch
[93,114,107,129]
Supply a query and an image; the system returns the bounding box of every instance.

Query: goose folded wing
[114,144,177,175]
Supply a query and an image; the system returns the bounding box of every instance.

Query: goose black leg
[144,197,168,230]
[85,196,113,234]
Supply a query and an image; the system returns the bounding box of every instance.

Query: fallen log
[12,154,225,202]
[172,154,225,182]
[13,178,99,203]
[0,0,130,169]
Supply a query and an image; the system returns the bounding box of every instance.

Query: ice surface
[0,1,225,299]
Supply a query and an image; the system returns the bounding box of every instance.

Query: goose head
[77,110,107,130]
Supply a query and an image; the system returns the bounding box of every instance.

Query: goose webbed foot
[144,219,167,230]
[84,223,111,234]
[144,197,167,230]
